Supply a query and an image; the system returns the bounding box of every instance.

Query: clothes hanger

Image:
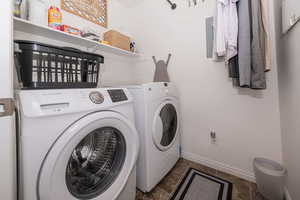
[187,0,204,7]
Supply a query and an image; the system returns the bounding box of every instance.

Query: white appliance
[16,88,139,200]
[124,82,180,192]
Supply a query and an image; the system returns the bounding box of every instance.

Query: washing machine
[16,88,139,200]
[124,82,180,192]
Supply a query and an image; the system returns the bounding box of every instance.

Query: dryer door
[38,111,139,200]
[152,99,179,151]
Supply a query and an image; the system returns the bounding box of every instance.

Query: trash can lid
[254,158,286,177]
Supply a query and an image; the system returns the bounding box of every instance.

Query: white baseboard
[284,188,292,200]
[181,151,256,183]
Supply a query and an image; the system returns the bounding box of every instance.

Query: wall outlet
[210,131,217,144]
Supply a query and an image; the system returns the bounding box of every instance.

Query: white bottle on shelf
[28,0,48,26]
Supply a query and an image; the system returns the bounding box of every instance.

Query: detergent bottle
[48,6,62,30]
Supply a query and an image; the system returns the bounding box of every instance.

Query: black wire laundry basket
[14,40,104,89]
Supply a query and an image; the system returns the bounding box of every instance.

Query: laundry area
[1,0,300,200]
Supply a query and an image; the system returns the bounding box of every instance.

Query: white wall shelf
[13,17,139,57]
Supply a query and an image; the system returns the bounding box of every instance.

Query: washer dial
[89,92,104,104]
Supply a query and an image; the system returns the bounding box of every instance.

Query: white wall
[273,0,300,199]
[15,0,137,86]
[126,0,283,181]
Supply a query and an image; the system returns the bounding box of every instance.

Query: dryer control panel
[108,89,128,102]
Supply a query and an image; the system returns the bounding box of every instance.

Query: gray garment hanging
[237,0,251,87]
[250,0,266,89]
[153,54,171,82]
[228,55,240,86]
[229,55,239,79]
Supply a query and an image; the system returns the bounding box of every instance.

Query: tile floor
[136,158,267,200]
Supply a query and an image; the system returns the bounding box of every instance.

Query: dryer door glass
[65,127,126,199]
[159,103,178,147]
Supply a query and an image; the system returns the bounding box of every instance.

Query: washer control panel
[108,89,128,102]
[89,91,104,104]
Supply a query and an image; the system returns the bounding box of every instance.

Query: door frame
[0,1,16,200]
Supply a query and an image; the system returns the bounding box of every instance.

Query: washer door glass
[66,127,126,199]
[153,103,178,151]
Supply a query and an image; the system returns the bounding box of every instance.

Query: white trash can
[253,158,286,200]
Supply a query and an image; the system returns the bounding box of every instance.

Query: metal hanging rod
[188,0,204,7]
[166,0,177,10]
[165,0,205,9]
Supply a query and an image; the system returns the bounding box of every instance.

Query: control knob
[89,91,104,104]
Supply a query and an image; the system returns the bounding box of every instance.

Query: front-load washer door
[152,99,179,151]
[38,111,139,200]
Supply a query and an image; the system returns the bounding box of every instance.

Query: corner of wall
[285,187,293,200]
[182,151,256,183]
[269,0,284,164]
